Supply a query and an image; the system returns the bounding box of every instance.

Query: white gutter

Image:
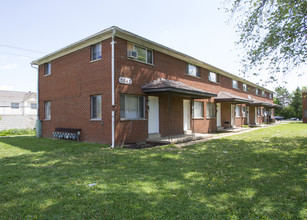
[31,64,42,138]
[111,29,116,148]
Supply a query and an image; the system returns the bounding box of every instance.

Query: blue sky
[0,0,306,93]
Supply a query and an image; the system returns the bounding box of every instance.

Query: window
[193,101,204,118]
[242,106,246,117]
[91,95,102,120]
[44,101,51,120]
[270,109,274,115]
[209,72,218,83]
[232,80,239,89]
[269,93,273,99]
[186,64,200,77]
[132,45,153,64]
[257,107,261,116]
[256,88,259,95]
[44,62,51,76]
[243,84,247,92]
[31,103,37,109]
[91,43,102,61]
[262,91,266,97]
[11,103,19,109]
[235,105,241,117]
[206,102,216,118]
[120,94,145,119]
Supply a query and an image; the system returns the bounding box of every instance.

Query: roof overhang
[214,92,251,104]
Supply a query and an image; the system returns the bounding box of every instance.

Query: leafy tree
[290,87,302,119]
[226,0,307,80]
[274,86,291,107]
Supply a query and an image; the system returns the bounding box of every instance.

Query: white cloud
[0,64,18,70]
[0,85,14,90]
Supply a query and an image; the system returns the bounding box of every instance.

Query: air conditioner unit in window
[127,50,138,59]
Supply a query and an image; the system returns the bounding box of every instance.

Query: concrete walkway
[147,122,282,147]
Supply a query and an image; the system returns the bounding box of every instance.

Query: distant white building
[0,90,37,130]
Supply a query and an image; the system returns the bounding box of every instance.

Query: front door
[216,103,221,127]
[183,100,191,131]
[148,96,159,134]
[231,104,235,127]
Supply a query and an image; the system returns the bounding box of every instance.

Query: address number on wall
[119,77,132,85]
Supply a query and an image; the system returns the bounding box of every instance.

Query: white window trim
[120,94,145,120]
[44,101,51,120]
[90,43,102,62]
[130,44,154,65]
[44,62,51,76]
[243,84,247,92]
[209,72,218,83]
[193,101,204,119]
[186,63,200,78]
[242,106,247,117]
[206,102,216,119]
[90,95,102,120]
[232,80,239,89]
[235,105,241,117]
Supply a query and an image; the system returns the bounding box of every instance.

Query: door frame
[183,100,191,131]
[148,96,159,134]
[216,103,221,127]
[231,104,235,127]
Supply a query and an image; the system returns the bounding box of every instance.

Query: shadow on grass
[0,133,307,219]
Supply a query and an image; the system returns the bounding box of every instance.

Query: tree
[290,87,302,119]
[274,86,291,107]
[226,0,307,81]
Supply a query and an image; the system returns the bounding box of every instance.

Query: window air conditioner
[127,50,138,59]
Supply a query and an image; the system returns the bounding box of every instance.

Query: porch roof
[214,92,251,104]
[142,78,217,99]
[248,100,282,108]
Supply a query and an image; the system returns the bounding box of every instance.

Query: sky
[0,0,306,93]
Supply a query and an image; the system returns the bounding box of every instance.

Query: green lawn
[0,123,306,219]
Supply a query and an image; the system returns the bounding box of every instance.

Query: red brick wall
[39,36,275,145]
[303,92,307,123]
[39,39,113,144]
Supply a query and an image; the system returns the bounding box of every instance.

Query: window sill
[44,119,51,121]
[186,74,201,79]
[193,117,204,120]
[44,73,51,77]
[120,118,146,121]
[235,116,241,118]
[208,80,219,84]
[127,57,155,66]
[90,58,102,63]
[206,117,216,119]
[232,87,240,90]
[90,118,102,121]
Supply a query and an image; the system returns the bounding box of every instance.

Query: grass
[0,123,306,219]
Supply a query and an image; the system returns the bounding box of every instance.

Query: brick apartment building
[303,90,307,123]
[31,26,279,146]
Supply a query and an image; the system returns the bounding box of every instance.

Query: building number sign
[119,77,132,85]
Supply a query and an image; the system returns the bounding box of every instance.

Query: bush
[0,129,35,136]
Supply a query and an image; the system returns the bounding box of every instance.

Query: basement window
[120,94,145,120]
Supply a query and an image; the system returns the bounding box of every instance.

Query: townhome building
[0,90,37,130]
[31,26,279,147]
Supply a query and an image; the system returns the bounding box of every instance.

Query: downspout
[111,28,116,148]
[31,64,42,138]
